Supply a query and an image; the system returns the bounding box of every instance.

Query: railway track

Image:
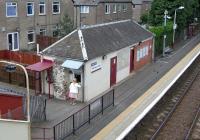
[185,104,200,140]
[125,56,200,140]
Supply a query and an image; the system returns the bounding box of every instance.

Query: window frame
[52,1,60,14]
[118,4,121,12]
[80,6,89,14]
[27,30,35,44]
[27,2,34,16]
[52,25,59,37]
[105,4,110,14]
[7,32,19,51]
[113,4,117,13]
[6,2,18,17]
[122,4,127,12]
[39,1,46,15]
[39,28,46,36]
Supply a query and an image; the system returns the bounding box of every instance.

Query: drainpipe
[81,64,85,102]
[152,37,155,62]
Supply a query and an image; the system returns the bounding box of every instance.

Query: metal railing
[32,89,115,140]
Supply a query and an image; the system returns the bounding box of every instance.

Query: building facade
[132,0,152,22]
[0,0,73,51]
[41,20,154,102]
[73,0,133,27]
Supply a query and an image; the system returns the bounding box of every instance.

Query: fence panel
[74,106,89,129]
[103,90,114,110]
[90,98,102,119]
[54,116,73,140]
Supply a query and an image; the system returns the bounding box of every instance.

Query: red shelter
[26,59,54,98]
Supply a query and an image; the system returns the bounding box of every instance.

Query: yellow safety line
[92,43,200,140]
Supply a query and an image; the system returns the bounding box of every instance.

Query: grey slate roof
[43,31,83,61]
[42,20,153,61]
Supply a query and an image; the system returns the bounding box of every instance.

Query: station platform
[92,43,200,140]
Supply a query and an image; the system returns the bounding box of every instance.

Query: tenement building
[0,0,73,51]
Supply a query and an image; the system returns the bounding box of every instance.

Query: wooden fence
[0,50,40,89]
[0,50,40,65]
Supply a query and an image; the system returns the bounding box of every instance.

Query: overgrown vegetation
[141,0,200,55]
[149,22,173,55]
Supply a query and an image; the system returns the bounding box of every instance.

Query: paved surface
[66,34,200,140]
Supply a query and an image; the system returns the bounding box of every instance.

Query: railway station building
[40,20,154,102]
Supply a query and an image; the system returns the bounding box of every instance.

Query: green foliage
[59,14,74,37]
[141,13,149,24]
[146,0,200,55]
[149,22,173,55]
[149,0,200,29]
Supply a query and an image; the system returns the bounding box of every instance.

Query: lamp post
[0,60,30,122]
[173,6,184,45]
[163,10,168,57]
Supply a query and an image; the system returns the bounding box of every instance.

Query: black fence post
[102,97,104,115]
[73,115,75,135]
[89,104,91,124]
[113,89,115,106]
[53,126,56,140]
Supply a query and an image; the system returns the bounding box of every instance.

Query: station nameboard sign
[91,61,101,73]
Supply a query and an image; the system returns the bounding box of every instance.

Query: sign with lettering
[91,61,101,73]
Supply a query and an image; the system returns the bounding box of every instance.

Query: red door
[110,57,117,87]
[130,49,135,72]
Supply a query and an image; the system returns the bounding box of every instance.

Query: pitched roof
[42,20,153,61]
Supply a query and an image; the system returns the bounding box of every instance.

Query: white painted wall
[84,47,131,101]
[0,119,30,140]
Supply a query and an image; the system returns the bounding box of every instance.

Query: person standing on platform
[69,78,81,105]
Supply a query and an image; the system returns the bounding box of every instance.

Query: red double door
[110,57,117,87]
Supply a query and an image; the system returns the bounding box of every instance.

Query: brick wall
[133,38,153,71]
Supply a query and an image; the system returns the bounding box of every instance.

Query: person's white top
[69,82,81,94]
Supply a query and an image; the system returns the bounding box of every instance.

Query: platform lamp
[172,6,184,46]
[163,10,171,57]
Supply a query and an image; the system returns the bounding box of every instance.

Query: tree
[59,14,74,37]
[148,0,200,29]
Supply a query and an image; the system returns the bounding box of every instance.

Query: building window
[39,2,46,15]
[80,6,89,13]
[105,4,110,14]
[6,2,17,17]
[27,30,35,44]
[7,32,19,51]
[52,1,60,14]
[122,4,127,12]
[27,2,34,16]
[39,28,46,36]
[52,25,59,37]
[113,4,117,13]
[137,50,140,61]
[146,46,149,55]
[118,4,121,12]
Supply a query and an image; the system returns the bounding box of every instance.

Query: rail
[184,104,200,140]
